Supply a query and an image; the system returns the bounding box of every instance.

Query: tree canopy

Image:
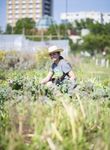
[5,24,13,34]
[14,18,36,35]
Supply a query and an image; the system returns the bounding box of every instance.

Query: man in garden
[40,45,77,96]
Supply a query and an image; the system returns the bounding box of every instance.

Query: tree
[103,23,110,35]
[45,23,75,39]
[88,22,104,35]
[82,34,110,54]
[5,24,13,34]
[69,38,80,53]
[0,26,2,33]
[74,19,94,34]
[14,18,36,35]
[45,24,58,38]
[71,20,110,54]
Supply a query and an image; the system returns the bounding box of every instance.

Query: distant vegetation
[3,18,110,56]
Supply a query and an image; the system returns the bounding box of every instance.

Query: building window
[8,5,12,9]
[22,0,26,3]
[15,10,19,14]
[36,5,40,9]
[15,15,19,18]
[29,14,33,18]
[15,1,19,4]
[22,10,26,13]
[8,10,12,14]
[29,0,33,3]
[8,1,12,4]
[8,15,12,19]
[29,9,33,13]
[15,5,19,9]
[30,5,33,8]
[22,5,26,8]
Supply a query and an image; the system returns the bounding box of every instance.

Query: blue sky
[0,0,110,31]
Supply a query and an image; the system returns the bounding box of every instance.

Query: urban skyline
[6,0,53,27]
[0,0,110,31]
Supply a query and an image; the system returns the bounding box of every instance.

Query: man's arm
[40,71,53,84]
[68,70,76,80]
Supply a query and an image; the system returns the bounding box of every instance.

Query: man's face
[49,52,60,62]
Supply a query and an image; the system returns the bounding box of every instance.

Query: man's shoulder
[60,58,68,64]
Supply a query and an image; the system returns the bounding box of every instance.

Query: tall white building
[6,0,53,27]
[60,11,110,24]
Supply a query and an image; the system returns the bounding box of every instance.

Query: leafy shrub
[0,51,37,70]
[0,70,6,80]
[35,48,50,69]
[0,51,6,61]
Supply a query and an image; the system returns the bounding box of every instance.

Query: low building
[60,11,110,24]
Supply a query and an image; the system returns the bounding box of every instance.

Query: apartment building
[6,0,53,27]
[60,11,110,24]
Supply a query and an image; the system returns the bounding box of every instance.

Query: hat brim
[48,48,64,54]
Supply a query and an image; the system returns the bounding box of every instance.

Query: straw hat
[48,45,64,54]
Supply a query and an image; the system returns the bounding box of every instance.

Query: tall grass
[0,52,110,150]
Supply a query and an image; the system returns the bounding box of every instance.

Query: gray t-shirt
[50,57,72,80]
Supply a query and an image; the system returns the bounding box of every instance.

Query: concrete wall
[0,35,69,56]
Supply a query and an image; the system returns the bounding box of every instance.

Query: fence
[95,58,109,68]
[0,34,69,56]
